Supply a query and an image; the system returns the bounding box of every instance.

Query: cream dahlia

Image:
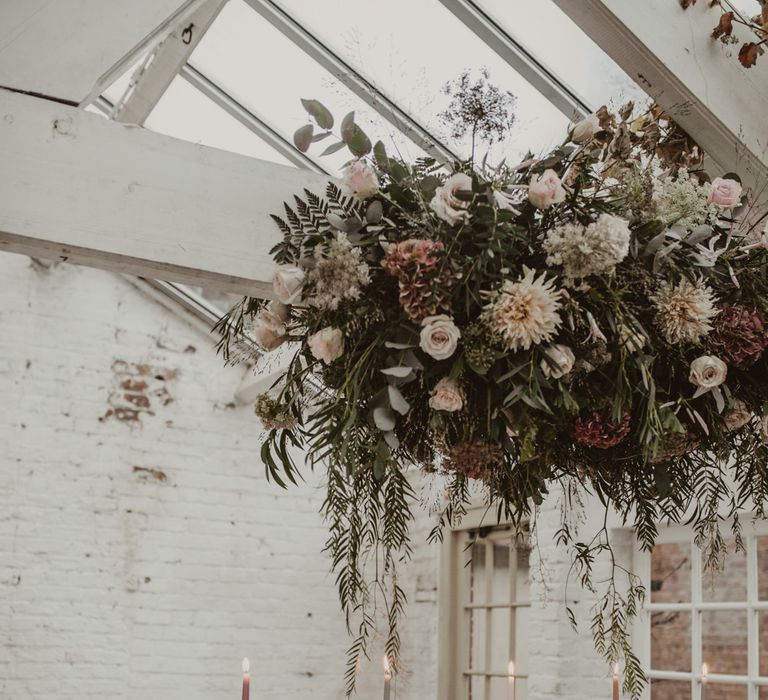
[651,279,718,345]
[482,268,563,351]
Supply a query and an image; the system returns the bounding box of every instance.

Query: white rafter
[0,89,332,297]
[111,0,229,125]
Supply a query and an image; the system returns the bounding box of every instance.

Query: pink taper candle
[242,658,250,700]
[612,663,619,700]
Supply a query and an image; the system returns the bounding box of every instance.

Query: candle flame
[702,662,709,679]
[613,663,619,676]
[242,658,250,674]
[382,655,392,677]
[508,660,515,677]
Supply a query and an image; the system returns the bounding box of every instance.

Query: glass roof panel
[143,76,296,166]
[475,0,648,109]
[190,0,432,175]
[273,0,567,162]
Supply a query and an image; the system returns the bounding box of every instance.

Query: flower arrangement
[217,90,768,697]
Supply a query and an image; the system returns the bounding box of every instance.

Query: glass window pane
[490,676,513,700]
[492,542,510,603]
[707,684,748,700]
[190,0,430,175]
[469,608,486,673]
[470,541,486,604]
[651,541,692,604]
[759,686,768,700]
[757,535,768,600]
[474,0,648,109]
[264,0,568,162]
[702,610,748,676]
[651,679,691,700]
[144,76,296,165]
[702,541,747,603]
[651,610,691,672]
[759,611,768,677]
[489,606,511,673]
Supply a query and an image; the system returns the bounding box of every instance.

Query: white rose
[308,326,344,364]
[540,344,575,379]
[342,159,379,199]
[419,315,461,360]
[428,377,463,412]
[528,169,566,209]
[689,355,727,389]
[430,173,472,226]
[571,113,600,144]
[724,400,752,432]
[272,264,305,304]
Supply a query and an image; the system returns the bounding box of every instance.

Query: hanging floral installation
[216,74,768,697]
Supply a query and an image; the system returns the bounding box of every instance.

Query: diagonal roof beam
[179,64,329,174]
[111,0,229,125]
[240,0,460,165]
[437,0,591,121]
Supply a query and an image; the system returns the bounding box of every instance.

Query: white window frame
[438,507,530,700]
[634,520,768,699]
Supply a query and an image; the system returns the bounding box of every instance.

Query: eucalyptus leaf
[388,385,410,415]
[373,140,388,170]
[326,212,347,231]
[366,200,383,224]
[345,124,372,157]
[311,131,332,142]
[384,341,416,349]
[293,124,314,152]
[301,98,334,129]
[320,141,347,156]
[383,430,400,450]
[341,111,356,141]
[372,406,396,431]
[380,366,413,378]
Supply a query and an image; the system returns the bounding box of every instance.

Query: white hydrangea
[652,169,716,230]
[543,213,631,285]
[308,233,370,310]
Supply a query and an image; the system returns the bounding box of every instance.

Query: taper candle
[383,655,391,700]
[612,663,619,700]
[507,660,515,700]
[242,658,250,700]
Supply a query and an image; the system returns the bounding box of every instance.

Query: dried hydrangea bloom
[651,278,718,345]
[711,304,768,368]
[573,409,631,449]
[308,233,370,311]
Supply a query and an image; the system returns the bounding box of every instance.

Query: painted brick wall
[0,253,632,700]
[0,255,438,700]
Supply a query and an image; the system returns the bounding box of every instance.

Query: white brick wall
[0,253,634,700]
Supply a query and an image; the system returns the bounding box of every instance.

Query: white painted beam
[0,1,207,104]
[112,0,229,126]
[0,89,333,297]
[552,0,768,195]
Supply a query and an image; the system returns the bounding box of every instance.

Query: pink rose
[342,159,380,199]
[723,400,752,432]
[272,264,305,304]
[251,302,289,351]
[428,377,463,412]
[707,177,742,209]
[420,315,461,360]
[430,173,472,225]
[528,169,566,209]
[308,326,344,364]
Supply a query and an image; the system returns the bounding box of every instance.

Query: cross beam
[0,88,333,297]
[553,0,768,197]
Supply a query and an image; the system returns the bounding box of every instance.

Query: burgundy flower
[711,304,768,369]
[573,409,631,449]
